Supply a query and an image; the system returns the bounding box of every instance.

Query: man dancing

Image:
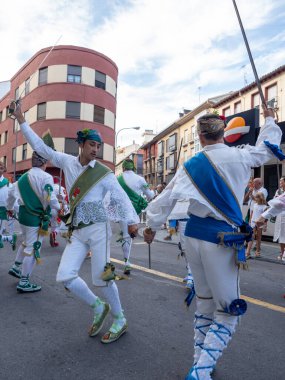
[117,158,154,274]
[8,150,60,292]
[144,107,280,379]
[11,104,138,344]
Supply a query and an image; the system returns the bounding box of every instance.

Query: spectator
[246,192,267,258]
[273,176,285,260]
[244,178,268,218]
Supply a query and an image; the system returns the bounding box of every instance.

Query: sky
[0,0,285,146]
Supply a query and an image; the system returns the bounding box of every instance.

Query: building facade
[0,45,118,181]
[142,65,285,193]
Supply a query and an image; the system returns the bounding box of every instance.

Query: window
[3,156,6,167]
[157,159,164,173]
[183,150,188,162]
[6,106,9,119]
[223,107,231,117]
[4,131,8,143]
[67,65,82,83]
[12,148,16,163]
[94,105,105,124]
[168,133,177,152]
[66,101,81,119]
[157,141,164,156]
[234,101,241,114]
[95,71,106,90]
[15,87,19,100]
[37,103,47,120]
[251,93,259,109]
[191,125,195,141]
[0,111,2,122]
[22,143,27,160]
[39,67,48,85]
[65,138,79,156]
[266,83,277,108]
[25,78,30,95]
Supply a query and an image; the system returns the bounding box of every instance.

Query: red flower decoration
[219,115,226,121]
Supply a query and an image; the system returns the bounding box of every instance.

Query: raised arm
[243,107,282,167]
[11,103,67,168]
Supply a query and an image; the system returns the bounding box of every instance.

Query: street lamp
[114,126,140,164]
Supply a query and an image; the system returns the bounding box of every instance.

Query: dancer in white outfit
[144,107,281,379]
[11,104,139,344]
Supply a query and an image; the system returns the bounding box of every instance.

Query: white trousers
[185,237,240,315]
[20,225,44,255]
[56,222,111,287]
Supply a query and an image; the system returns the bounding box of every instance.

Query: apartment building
[0,45,118,181]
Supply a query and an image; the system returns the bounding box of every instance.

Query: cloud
[0,0,284,145]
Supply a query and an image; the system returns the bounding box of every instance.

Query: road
[0,223,284,380]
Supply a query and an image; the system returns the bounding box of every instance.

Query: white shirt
[122,170,155,201]
[7,167,60,212]
[20,122,139,226]
[146,117,281,230]
[251,204,267,227]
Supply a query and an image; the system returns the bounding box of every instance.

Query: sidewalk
[138,226,285,265]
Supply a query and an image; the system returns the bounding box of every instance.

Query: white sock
[122,237,132,263]
[15,245,25,264]
[22,256,36,277]
[64,277,98,306]
[101,281,123,317]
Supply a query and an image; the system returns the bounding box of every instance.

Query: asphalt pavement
[0,222,284,380]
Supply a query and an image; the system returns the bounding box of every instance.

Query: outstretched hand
[9,101,25,124]
[262,104,275,118]
[128,224,138,238]
[143,227,156,244]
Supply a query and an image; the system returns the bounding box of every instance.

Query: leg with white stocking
[8,243,25,278]
[186,238,241,380]
[101,281,127,344]
[193,298,215,365]
[119,220,132,274]
[190,315,237,380]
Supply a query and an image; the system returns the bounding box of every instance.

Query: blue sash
[183,152,252,265]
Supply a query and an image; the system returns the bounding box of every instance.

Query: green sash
[117,174,148,215]
[65,161,112,226]
[0,178,9,189]
[18,173,51,231]
[0,206,7,220]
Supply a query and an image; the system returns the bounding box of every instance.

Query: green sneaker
[17,281,42,293]
[8,267,22,279]
[124,264,131,275]
[89,302,110,337]
[101,321,128,344]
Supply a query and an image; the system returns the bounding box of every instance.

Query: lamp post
[114,126,140,165]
